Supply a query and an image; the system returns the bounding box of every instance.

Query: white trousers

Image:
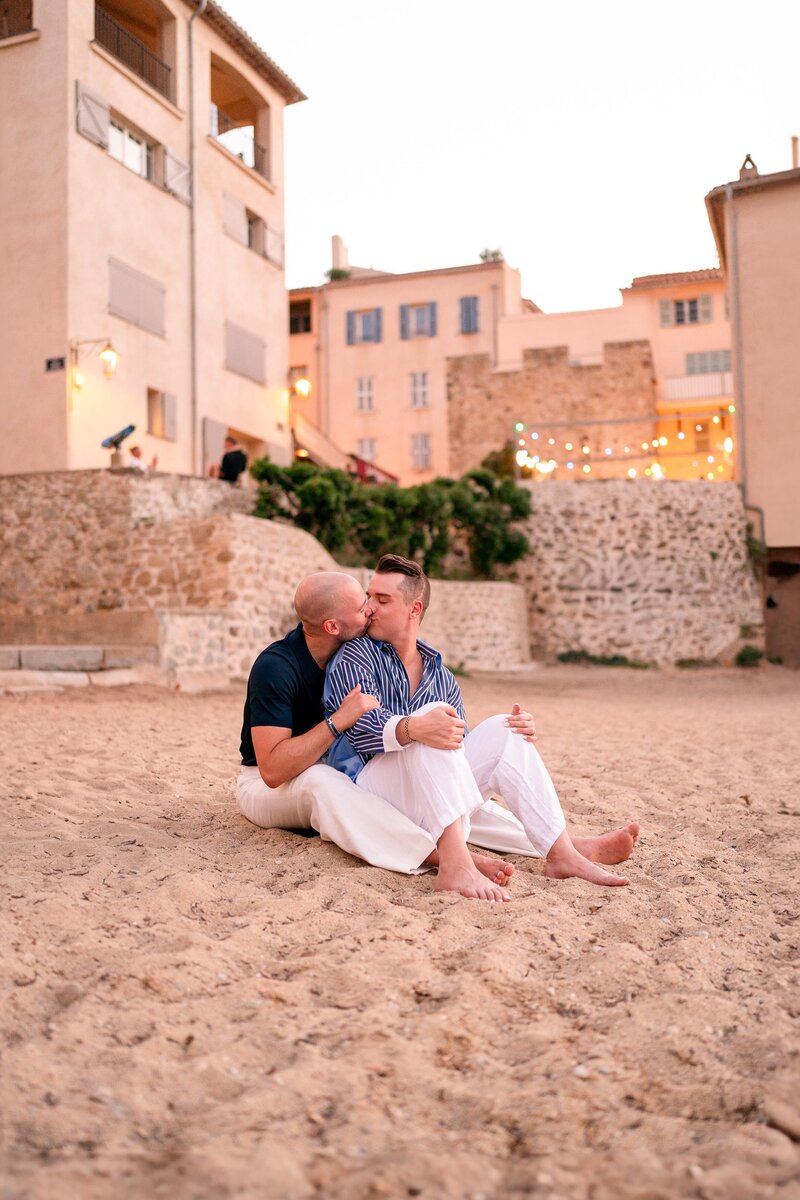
[236,706,567,874]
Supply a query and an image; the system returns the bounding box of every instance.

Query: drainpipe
[188,0,208,476]
[725,183,766,545]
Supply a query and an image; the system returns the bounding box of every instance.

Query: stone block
[0,647,21,668]
[0,670,90,693]
[101,645,159,668]
[21,645,104,671]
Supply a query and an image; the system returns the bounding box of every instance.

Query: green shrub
[557,650,650,669]
[249,459,531,580]
[735,644,763,668]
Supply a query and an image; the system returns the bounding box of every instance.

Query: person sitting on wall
[209,436,247,484]
[236,565,640,901]
[322,554,641,901]
[129,445,157,472]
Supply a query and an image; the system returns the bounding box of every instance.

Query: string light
[712,415,721,424]
[531,432,539,441]
[677,431,685,440]
[604,447,612,455]
[658,436,668,446]
[641,442,649,450]
[514,422,525,432]
[723,437,733,453]
[582,445,590,454]
[728,404,736,413]
[582,464,591,473]
[565,442,574,451]
[627,467,637,478]
[548,437,556,445]
[707,455,715,463]
[566,461,574,469]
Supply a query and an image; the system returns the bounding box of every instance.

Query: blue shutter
[459,297,468,333]
[346,311,356,345]
[470,296,478,332]
[428,302,437,337]
[400,304,410,340]
[374,307,382,343]
[460,296,478,333]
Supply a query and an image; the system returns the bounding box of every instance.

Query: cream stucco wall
[0,0,297,478]
[0,7,70,474]
[725,179,800,546]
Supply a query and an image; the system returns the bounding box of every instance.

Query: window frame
[356,376,375,412]
[410,371,429,409]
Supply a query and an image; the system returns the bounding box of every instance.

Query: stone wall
[0,471,530,680]
[446,342,657,478]
[512,480,763,665]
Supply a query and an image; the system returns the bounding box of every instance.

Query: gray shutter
[374,308,382,343]
[109,258,165,335]
[400,304,410,340]
[459,297,468,333]
[163,393,177,440]
[659,299,674,327]
[164,147,191,204]
[223,192,247,244]
[346,311,356,345]
[225,322,265,384]
[699,293,713,323]
[428,302,437,337]
[76,81,109,149]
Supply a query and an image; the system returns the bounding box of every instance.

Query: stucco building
[0,0,303,478]
[706,148,800,665]
[290,245,733,487]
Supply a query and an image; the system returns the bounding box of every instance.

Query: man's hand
[506,702,536,742]
[407,705,465,750]
[332,684,380,731]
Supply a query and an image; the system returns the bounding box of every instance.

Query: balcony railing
[95,5,172,101]
[210,104,269,179]
[663,371,733,402]
[0,0,33,39]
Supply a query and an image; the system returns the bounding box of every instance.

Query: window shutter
[222,193,247,243]
[164,147,191,204]
[76,81,110,149]
[699,294,713,323]
[225,322,265,384]
[109,258,165,335]
[346,311,356,345]
[459,297,468,333]
[373,308,383,343]
[400,304,410,340]
[659,299,674,327]
[427,302,437,337]
[163,393,177,440]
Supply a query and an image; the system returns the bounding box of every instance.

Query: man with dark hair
[324,554,640,902]
[210,435,248,484]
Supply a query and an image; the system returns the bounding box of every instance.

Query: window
[1,1,33,40]
[357,438,376,462]
[400,302,437,339]
[357,377,374,412]
[659,295,713,327]
[246,210,264,254]
[210,53,270,180]
[109,258,165,335]
[225,322,265,384]
[147,388,176,439]
[290,300,312,335]
[109,118,154,180]
[411,432,431,470]
[686,350,732,375]
[410,372,428,409]
[347,309,382,344]
[460,295,479,334]
[694,422,710,452]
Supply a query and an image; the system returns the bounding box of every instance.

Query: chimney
[331,235,349,271]
[739,154,758,180]
[792,136,799,170]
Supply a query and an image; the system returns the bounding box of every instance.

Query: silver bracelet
[325,716,341,738]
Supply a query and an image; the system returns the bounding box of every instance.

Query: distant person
[129,445,157,472]
[210,436,247,484]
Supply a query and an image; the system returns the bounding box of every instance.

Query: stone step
[0,609,160,647]
[0,664,167,694]
[0,644,159,671]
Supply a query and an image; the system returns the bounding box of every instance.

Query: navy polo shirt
[239,624,325,766]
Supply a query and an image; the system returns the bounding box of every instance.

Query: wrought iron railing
[210,103,269,179]
[95,5,172,100]
[0,0,33,39]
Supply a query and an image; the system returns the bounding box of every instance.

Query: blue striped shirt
[323,635,466,782]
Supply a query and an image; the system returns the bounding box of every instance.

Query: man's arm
[253,685,379,788]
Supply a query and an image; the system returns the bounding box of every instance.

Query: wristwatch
[325,716,341,738]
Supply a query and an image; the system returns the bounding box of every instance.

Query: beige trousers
[236,709,565,874]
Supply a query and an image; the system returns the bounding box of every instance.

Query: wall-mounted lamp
[293,376,312,399]
[70,338,120,383]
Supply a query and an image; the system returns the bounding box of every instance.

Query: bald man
[236,572,439,872]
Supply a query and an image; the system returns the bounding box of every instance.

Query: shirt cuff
[382,715,405,752]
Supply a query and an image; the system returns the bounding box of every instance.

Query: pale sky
[224,0,799,312]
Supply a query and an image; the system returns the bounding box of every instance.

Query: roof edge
[193,1,306,104]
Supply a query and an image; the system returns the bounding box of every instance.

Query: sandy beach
[2,665,799,1200]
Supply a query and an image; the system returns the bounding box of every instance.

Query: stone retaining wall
[513,480,762,665]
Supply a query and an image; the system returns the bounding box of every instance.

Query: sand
[1,665,799,1200]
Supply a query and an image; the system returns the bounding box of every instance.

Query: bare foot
[572,823,640,865]
[545,834,629,887]
[434,861,512,902]
[423,850,515,886]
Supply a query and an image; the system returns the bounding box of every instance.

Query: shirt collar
[377,637,442,667]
